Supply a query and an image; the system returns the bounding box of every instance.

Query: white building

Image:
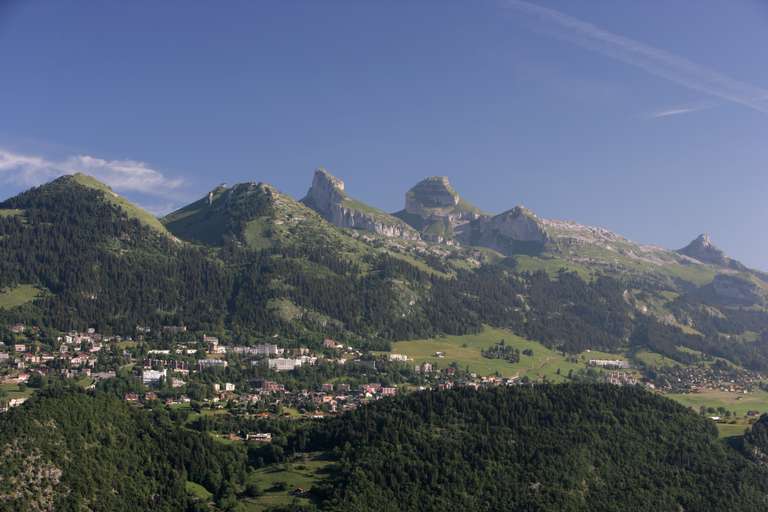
[142,369,167,386]
[588,359,629,369]
[198,359,228,371]
[268,358,303,372]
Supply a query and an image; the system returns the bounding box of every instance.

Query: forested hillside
[0,387,246,512]
[3,384,768,512]
[302,385,768,512]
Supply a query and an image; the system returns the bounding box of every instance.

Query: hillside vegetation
[303,385,768,512]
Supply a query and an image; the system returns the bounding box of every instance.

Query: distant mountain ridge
[3,170,768,373]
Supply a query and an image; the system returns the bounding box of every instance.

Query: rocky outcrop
[405,176,461,215]
[394,176,485,242]
[459,206,549,255]
[678,234,728,265]
[302,169,420,240]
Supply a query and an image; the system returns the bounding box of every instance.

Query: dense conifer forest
[3,385,768,511]
[300,385,768,512]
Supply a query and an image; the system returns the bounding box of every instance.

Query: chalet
[254,380,285,393]
[381,387,397,397]
[224,382,236,392]
[8,397,28,408]
[10,323,25,334]
[416,362,433,374]
[388,353,409,362]
[321,383,334,392]
[323,338,340,349]
[14,344,27,353]
[124,393,140,402]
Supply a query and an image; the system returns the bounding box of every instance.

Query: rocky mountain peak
[314,167,345,192]
[301,168,420,240]
[303,168,346,211]
[405,176,460,214]
[678,233,727,265]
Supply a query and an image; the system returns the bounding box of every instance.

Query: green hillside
[304,385,768,511]
[69,173,170,235]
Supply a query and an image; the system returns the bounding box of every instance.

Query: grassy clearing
[633,350,691,368]
[666,389,768,417]
[0,208,23,218]
[0,383,34,401]
[239,453,333,512]
[513,255,591,279]
[0,284,40,309]
[185,480,213,501]
[392,326,583,381]
[715,422,751,439]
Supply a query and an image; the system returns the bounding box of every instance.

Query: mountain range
[1,169,768,369]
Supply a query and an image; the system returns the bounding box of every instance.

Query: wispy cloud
[0,148,184,199]
[501,0,768,115]
[648,102,715,119]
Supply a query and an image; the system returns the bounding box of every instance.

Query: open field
[715,421,752,439]
[0,383,34,401]
[392,326,585,381]
[666,389,768,417]
[239,453,332,511]
[0,284,40,309]
[633,350,690,368]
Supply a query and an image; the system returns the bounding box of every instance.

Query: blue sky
[0,0,766,269]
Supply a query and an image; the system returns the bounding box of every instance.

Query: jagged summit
[302,168,419,240]
[303,168,346,211]
[678,233,728,265]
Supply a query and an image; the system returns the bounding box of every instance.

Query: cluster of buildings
[649,363,763,394]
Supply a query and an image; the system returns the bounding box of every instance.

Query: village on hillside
[2,322,766,433]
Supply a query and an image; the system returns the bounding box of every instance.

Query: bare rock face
[395,176,485,242]
[459,206,549,255]
[678,234,728,265]
[405,176,460,215]
[304,169,346,213]
[302,168,420,240]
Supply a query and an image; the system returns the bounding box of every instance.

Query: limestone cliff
[459,206,549,255]
[302,168,420,240]
[394,176,485,242]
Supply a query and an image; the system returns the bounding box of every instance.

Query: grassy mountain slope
[68,173,170,235]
